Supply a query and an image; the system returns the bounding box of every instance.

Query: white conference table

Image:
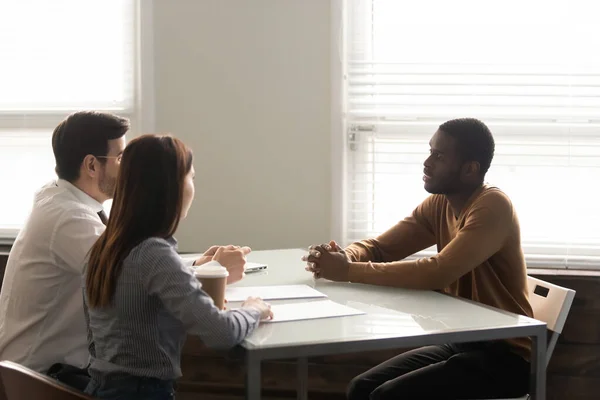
[193,249,547,400]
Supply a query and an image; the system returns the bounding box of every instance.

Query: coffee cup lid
[194,265,229,278]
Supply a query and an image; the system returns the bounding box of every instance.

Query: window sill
[527,268,600,277]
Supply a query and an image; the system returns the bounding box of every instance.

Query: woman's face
[181,165,195,220]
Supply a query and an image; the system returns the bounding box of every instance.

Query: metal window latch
[347,124,375,151]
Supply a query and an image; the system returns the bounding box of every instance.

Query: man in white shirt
[0,111,249,390]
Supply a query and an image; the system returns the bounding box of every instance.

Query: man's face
[422,130,463,195]
[98,136,126,199]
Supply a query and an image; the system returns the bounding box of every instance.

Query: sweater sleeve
[344,195,438,263]
[348,191,513,290]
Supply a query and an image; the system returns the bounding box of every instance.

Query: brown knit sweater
[345,185,533,360]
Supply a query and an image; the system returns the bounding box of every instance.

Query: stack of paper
[225,284,326,302]
[265,300,365,323]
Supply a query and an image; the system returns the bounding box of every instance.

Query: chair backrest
[0,361,94,400]
[526,276,576,364]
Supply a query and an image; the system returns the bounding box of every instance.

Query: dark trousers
[347,342,529,400]
[47,363,91,392]
[85,375,175,400]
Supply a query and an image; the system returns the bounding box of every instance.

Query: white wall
[152,0,333,252]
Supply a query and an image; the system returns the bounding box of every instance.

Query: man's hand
[203,245,222,257]
[302,241,350,282]
[194,245,250,268]
[212,245,252,284]
[302,240,343,274]
[192,245,223,266]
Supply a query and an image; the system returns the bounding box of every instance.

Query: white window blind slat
[344,0,600,269]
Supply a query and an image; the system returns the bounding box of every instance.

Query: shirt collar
[56,179,105,213]
[166,236,178,249]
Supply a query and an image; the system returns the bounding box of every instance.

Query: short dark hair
[52,111,130,182]
[438,118,495,176]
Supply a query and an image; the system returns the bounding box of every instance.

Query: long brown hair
[86,134,193,308]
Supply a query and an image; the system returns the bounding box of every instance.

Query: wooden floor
[177,395,289,400]
[531,272,600,400]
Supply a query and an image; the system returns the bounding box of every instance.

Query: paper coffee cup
[194,265,229,310]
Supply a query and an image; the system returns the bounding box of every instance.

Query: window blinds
[345,0,600,268]
[0,0,136,240]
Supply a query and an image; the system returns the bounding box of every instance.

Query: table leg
[246,354,261,400]
[530,327,547,400]
[297,357,308,400]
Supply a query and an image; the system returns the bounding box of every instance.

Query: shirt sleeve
[348,191,513,290]
[345,195,438,263]
[180,255,197,267]
[51,209,105,273]
[142,240,260,349]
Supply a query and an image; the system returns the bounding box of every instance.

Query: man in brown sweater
[304,118,532,400]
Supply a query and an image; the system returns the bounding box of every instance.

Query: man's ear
[81,154,99,179]
[462,161,481,178]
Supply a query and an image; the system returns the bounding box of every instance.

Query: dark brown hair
[52,111,130,182]
[86,134,193,308]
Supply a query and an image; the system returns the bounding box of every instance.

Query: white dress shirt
[0,180,106,372]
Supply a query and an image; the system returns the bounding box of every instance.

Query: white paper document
[225,284,326,302]
[264,299,365,323]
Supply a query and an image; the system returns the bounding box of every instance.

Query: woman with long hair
[83,134,271,400]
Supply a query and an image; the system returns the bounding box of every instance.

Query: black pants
[47,363,91,392]
[347,342,529,400]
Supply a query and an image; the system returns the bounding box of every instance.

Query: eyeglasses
[96,155,122,163]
